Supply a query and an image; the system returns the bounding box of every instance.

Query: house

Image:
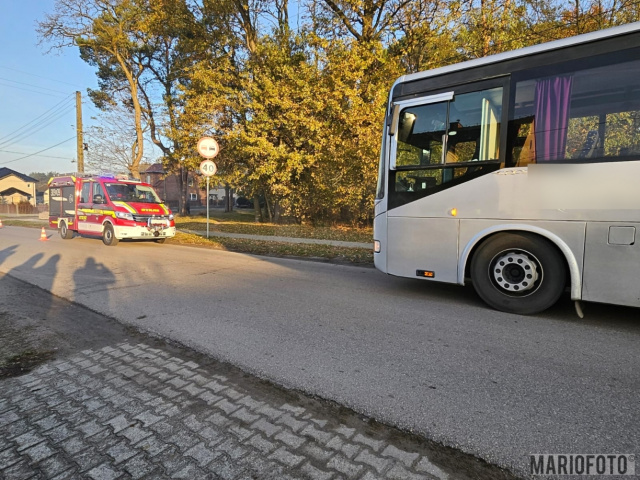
[0,167,37,206]
[140,163,235,209]
[140,163,205,209]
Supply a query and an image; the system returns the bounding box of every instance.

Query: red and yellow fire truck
[48,174,176,246]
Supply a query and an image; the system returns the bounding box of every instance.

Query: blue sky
[0,0,99,175]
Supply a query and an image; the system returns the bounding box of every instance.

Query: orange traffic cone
[39,227,48,241]
[0,218,3,228]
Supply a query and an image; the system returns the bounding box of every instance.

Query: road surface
[1,225,638,477]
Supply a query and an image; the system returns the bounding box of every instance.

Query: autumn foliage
[38,0,640,224]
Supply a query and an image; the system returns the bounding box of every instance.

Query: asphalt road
[1,225,638,477]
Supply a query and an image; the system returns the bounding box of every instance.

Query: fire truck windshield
[105,183,162,204]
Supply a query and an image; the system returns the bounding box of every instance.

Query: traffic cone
[39,227,48,241]
[0,218,3,228]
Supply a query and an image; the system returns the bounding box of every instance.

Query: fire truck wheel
[59,221,73,240]
[102,224,119,246]
[154,238,166,244]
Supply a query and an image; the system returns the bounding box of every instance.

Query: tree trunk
[253,195,263,223]
[179,164,189,216]
[264,191,273,222]
[224,184,231,212]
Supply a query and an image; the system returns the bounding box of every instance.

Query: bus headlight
[115,211,134,221]
[374,240,381,253]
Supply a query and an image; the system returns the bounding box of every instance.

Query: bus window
[395,102,447,168]
[509,57,640,165]
[446,88,502,164]
[391,86,503,197]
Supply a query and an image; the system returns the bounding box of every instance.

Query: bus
[373,22,640,315]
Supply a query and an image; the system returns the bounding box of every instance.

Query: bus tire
[470,232,566,315]
[102,223,119,246]
[59,221,73,240]
[154,238,166,244]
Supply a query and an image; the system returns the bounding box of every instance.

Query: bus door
[386,83,505,282]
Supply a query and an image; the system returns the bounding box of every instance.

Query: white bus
[373,22,640,315]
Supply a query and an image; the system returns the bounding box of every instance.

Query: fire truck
[48,174,176,246]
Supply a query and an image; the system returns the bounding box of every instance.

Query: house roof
[0,187,32,197]
[142,163,165,174]
[0,167,37,183]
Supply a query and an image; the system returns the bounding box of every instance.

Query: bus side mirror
[389,105,400,136]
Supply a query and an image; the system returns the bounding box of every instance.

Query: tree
[38,0,151,179]
[84,104,156,174]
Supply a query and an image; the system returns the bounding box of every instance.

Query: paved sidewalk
[2,342,455,480]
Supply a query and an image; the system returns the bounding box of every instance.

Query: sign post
[197,137,219,239]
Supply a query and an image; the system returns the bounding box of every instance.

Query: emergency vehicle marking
[78,208,115,217]
[112,201,136,213]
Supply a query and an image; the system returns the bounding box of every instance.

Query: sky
[0,0,99,176]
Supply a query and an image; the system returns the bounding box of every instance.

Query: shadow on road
[73,257,116,310]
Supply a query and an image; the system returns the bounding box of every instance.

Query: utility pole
[76,91,84,173]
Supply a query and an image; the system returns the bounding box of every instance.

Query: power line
[0,105,76,150]
[0,65,86,89]
[0,149,72,160]
[0,77,70,95]
[0,81,69,98]
[0,101,76,150]
[0,95,74,143]
[0,137,76,166]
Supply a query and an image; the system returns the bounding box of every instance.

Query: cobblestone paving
[0,342,455,480]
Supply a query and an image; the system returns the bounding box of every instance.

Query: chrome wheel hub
[492,251,540,293]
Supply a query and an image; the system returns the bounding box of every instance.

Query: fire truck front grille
[132,214,171,223]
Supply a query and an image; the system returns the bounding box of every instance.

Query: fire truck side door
[92,182,111,231]
[77,181,93,233]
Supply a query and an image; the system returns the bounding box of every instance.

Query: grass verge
[176,213,372,244]
[0,219,47,228]
[166,232,373,265]
[0,350,56,379]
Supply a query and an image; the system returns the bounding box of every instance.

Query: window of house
[189,193,197,201]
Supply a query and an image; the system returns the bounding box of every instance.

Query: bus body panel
[386,217,459,283]
[583,222,640,307]
[373,211,388,273]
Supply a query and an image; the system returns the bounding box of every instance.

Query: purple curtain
[534,75,573,162]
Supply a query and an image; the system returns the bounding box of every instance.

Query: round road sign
[197,137,219,159]
[200,160,217,177]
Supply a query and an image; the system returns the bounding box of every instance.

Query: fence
[0,202,48,216]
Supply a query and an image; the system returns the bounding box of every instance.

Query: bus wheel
[102,224,119,246]
[470,232,566,315]
[59,221,73,240]
[154,238,166,244]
